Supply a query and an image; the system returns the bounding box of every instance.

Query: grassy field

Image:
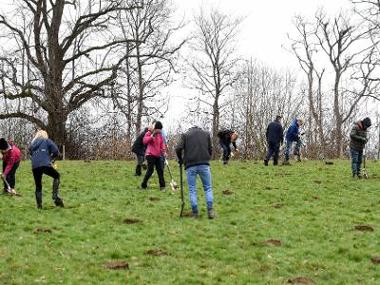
[0,159,379,284]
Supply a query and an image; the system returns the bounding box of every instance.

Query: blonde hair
[33,129,49,142]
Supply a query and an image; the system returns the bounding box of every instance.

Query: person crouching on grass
[217,129,238,165]
[0,138,21,195]
[141,121,166,191]
[29,130,64,209]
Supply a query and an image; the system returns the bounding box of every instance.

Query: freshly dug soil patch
[222,190,234,195]
[123,218,141,224]
[264,239,282,246]
[104,261,129,270]
[354,225,374,232]
[145,248,168,256]
[288,277,315,284]
[33,227,52,234]
[371,256,380,264]
[272,203,284,209]
[181,211,193,218]
[149,197,160,202]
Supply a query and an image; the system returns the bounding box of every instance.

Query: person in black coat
[264,115,284,166]
[131,127,149,176]
[217,129,238,165]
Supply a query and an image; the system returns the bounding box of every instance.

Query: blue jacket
[285,119,300,142]
[29,138,60,169]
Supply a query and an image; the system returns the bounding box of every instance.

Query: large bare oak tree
[0,0,141,148]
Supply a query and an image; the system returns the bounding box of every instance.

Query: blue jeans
[350,148,363,176]
[186,165,213,214]
[284,139,302,161]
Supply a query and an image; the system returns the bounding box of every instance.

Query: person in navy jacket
[29,130,64,209]
[264,115,284,166]
[283,118,303,165]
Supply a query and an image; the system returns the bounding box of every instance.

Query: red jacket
[2,143,21,176]
[143,130,165,158]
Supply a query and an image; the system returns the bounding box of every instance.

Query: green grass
[0,159,379,284]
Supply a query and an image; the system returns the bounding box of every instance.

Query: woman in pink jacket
[0,138,21,195]
[141,121,166,190]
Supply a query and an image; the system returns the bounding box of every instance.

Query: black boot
[135,165,142,176]
[264,159,269,166]
[35,191,42,209]
[52,178,64,207]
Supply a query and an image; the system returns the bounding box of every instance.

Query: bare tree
[290,16,327,158]
[189,8,242,153]
[114,0,185,135]
[231,59,304,159]
[314,10,378,156]
[0,0,141,150]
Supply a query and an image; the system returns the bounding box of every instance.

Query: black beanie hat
[0,138,8,150]
[154,121,163,130]
[362,117,372,128]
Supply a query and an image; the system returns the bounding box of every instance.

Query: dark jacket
[29,138,60,169]
[350,121,368,151]
[217,129,237,149]
[266,120,284,144]
[175,126,212,169]
[285,119,300,142]
[132,128,148,156]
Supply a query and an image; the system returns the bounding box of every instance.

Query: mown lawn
[0,159,379,284]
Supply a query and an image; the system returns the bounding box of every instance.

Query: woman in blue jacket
[29,130,64,209]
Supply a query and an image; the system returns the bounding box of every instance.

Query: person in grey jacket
[175,126,215,219]
[29,130,64,209]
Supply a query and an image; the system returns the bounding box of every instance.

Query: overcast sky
[162,0,355,128]
[172,0,352,68]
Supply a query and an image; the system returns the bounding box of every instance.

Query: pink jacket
[2,143,21,176]
[143,130,165,158]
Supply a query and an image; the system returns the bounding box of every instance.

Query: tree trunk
[333,76,343,157]
[212,95,220,159]
[47,114,67,148]
[136,41,144,135]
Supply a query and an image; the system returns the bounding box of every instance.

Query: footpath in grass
[0,159,379,284]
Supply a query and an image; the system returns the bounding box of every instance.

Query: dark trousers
[32,166,60,200]
[141,155,165,188]
[265,142,280,165]
[2,161,20,190]
[220,142,231,162]
[135,154,145,175]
